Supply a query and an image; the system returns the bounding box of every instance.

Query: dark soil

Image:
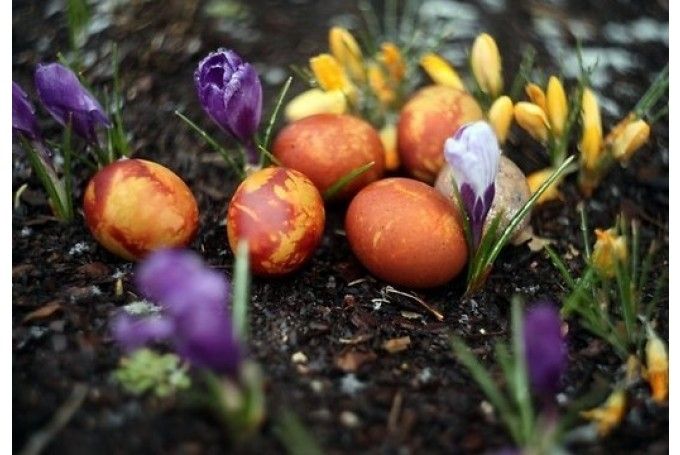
[13,0,668,453]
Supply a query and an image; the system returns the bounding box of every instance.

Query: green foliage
[322,161,375,200]
[232,241,251,340]
[546,211,666,359]
[114,349,191,398]
[273,409,324,455]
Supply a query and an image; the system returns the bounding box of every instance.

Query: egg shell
[272,113,385,199]
[398,86,483,182]
[227,167,325,276]
[434,155,532,244]
[83,159,199,261]
[345,178,468,288]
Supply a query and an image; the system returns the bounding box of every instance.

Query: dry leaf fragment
[335,350,377,372]
[22,301,62,323]
[382,336,411,354]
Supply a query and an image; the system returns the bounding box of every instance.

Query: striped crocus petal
[444,121,501,246]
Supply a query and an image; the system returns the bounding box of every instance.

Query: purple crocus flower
[12,81,42,141]
[112,249,242,375]
[444,121,501,247]
[194,49,263,164]
[523,301,567,397]
[34,63,111,144]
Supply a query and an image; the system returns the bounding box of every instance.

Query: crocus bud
[194,49,263,163]
[546,76,568,137]
[284,88,347,122]
[420,53,466,91]
[470,33,503,98]
[645,328,668,404]
[525,83,546,112]
[12,81,42,141]
[514,101,549,143]
[611,119,650,162]
[579,88,603,171]
[368,63,395,105]
[329,27,364,82]
[580,389,627,436]
[444,121,500,246]
[310,53,357,102]
[35,63,110,145]
[591,228,628,278]
[527,167,561,204]
[380,42,406,83]
[523,301,567,397]
[379,123,399,171]
[487,95,513,144]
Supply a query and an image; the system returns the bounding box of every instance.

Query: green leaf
[273,409,324,455]
[263,76,293,151]
[323,161,375,200]
[510,297,534,445]
[544,245,575,289]
[232,241,251,340]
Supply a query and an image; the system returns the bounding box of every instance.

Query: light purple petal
[34,63,111,144]
[12,81,42,141]
[111,313,174,352]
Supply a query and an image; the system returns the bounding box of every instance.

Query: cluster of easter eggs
[83,85,531,289]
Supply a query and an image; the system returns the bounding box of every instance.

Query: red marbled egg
[227,167,325,276]
[83,159,199,261]
[397,85,483,182]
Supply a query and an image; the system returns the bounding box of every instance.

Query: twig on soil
[19,383,88,455]
[383,286,444,321]
[387,390,404,434]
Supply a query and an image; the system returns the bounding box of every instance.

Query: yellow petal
[645,329,668,404]
[368,63,396,106]
[470,33,503,98]
[309,54,357,102]
[591,228,628,278]
[546,76,568,137]
[284,88,347,122]
[525,83,546,112]
[580,389,627,436]
[420,52,466,91]
[579,88,603,171]
[329,27,365,82]
[514,102,549,143]
[380,42,406,83]
[611,119,650,162]
[527,167,561,204]
[379,123,399,171]
[488,96,513,144]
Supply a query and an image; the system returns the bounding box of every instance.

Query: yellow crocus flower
[579,88,603,171]
[379,123,399,171]
[380,42,406,83]
[329,27,365,82]
[487,95,513,144]
[527,167,561,204]
[368,63,395,105]
[581,389,627,436]
[419,52,466,91]
[525,83,546,112]
[309,53,357,102]
[284,88,347,122]
[611,119,650,162]
[546,76,568,137]
[514,101,549,143]
[470,33,503,98]
[591,228,628,278]
[645,328,668,404]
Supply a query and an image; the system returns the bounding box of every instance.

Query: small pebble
[291,351,308,364]
[340,411,360,428]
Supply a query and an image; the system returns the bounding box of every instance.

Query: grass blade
[232,241,251,340]
[323,161,374,200]
[263,76,292,151]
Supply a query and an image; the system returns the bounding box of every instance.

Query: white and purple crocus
[112,249,242,376]
[444,121,501,247]
[194,49,263,164]
[34,63,111,145]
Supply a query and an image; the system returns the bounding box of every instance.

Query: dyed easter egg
[345,178,468,288]
[272,113,385,199]
[398,86,483,182]
[434,155,532,245]
[227,167,325,276]
[84,159,199,261]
